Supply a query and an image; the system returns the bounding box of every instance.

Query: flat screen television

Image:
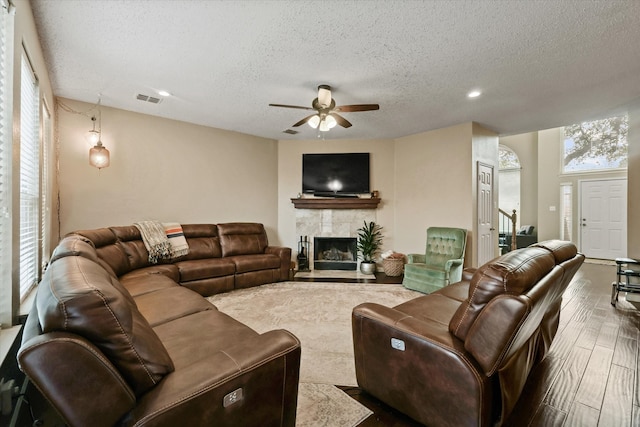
[302,153,370,196]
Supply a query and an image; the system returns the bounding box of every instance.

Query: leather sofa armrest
[266,245,292,280]
[352,302,492,426]
[462,268,476,282]
[407,253,426,264]
[18,332,136,427]
[121,330,301,426]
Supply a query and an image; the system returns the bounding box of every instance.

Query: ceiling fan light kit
[269,84,379,133]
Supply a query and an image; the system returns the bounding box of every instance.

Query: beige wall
[57,99,283,243]
[500,132,538,228]
[277,138,396,255]
[394,123,480,263]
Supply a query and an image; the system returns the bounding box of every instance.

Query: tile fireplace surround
[295,208,376,270]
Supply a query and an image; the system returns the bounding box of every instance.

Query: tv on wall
[302,152,370,196]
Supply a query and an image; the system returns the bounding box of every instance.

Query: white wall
[57,99,283,243]
[627,102,640,258]
[277,138,396,257]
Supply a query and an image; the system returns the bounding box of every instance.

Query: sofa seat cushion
[394,293,464,327]
[133,287,216,327]
[37,251,174,397]
[120,273,179,297]
[175,258,236,282]
[404,263,447,281]
[226,254,281,274]
[153,310,260,369]
[434,281,469,302]
[120,264,180,281]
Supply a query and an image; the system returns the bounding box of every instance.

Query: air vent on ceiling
[136,93,163,104]
[283,129,299,135]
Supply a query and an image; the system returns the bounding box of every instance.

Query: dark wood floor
[299,262,640,426]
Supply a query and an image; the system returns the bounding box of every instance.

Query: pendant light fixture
[88,99,110,169]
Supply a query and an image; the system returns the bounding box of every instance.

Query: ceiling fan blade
[334,104,380,113]
[292,114,318,127]
[331,113,352,128]
[269,103,315,111]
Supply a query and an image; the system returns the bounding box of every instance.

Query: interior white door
[580,179,627,259]
[477,162,495,266]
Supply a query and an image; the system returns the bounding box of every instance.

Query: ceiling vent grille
[283,129,299,135]
[136,93,163,104]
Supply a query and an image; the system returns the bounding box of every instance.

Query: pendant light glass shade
[308,115,321,129]
[87,129,100,144]
[89,142,110,169]
[325,115,337,129]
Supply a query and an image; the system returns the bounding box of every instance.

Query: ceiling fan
[269,85,379,132]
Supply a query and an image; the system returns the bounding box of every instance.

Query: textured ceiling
[30,0,640,140]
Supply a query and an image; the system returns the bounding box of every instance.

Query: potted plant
[356,220,383,274]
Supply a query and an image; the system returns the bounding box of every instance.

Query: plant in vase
[356,221,383,274]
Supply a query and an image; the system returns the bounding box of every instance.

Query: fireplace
[314,237,357,270]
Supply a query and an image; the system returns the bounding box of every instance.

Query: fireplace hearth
[314,237,357,270]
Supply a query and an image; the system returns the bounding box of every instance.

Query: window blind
[20,53,40,299]
[41,103,50,270]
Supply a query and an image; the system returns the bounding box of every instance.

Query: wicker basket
[383,258,405,277]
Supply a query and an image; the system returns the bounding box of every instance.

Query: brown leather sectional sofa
[352,240,584,426]
[18,223,300,427]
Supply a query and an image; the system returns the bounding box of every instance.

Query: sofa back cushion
[36,237,174,397]
[424,227,467,269]
[109,226,156,272]
[449,246,555,341]
[180,224,222,260]
[218,222,268,257]
[72,228,131,277]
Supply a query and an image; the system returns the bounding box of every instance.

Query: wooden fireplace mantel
[291,197,381,210]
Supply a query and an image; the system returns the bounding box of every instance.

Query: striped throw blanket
[163,222,189,258]
[134,220,172,264]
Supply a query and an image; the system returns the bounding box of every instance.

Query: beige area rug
[296,383,372,427]
[207,281,421,426]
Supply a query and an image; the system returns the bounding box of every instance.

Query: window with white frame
[0,0,13,323]
[41,102,50,270]
[563,115,628,173]
[560,183,572,241]
[20,52,40,300]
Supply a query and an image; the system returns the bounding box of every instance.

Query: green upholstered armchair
[402,227,467,294]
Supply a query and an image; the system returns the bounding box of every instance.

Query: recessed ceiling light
[157,90,171,97]
[467,90,481,98]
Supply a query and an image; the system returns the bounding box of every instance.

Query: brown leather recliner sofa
[18,223,300,427]
[352,240,584,426]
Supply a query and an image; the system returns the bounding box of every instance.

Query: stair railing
[499,208,517,251]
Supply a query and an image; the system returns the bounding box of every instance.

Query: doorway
[477,162,495,266]
[579,178,627,259]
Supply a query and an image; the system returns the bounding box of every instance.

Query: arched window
[499,145,521,170]
[498,145,521,231]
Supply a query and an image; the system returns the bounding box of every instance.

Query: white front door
[580,179,627,259]
[477,162,495,266]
